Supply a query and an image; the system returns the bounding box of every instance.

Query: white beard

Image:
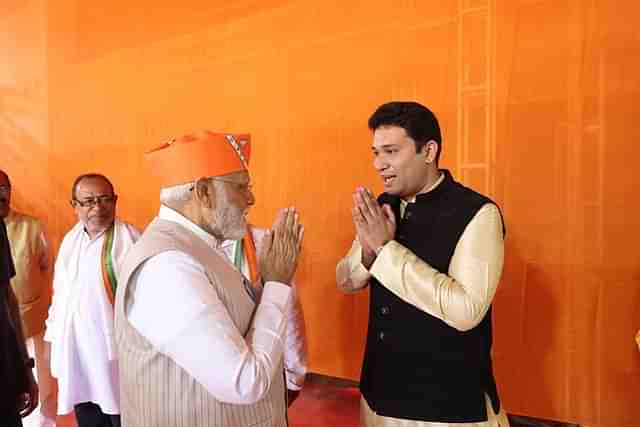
[208,185,246,240]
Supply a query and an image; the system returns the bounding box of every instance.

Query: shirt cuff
[262,281,292,311]
[370,240,395,270]
[350,244,372,278]
[286,371,305,390]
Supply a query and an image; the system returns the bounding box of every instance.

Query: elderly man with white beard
[115,131,304,427]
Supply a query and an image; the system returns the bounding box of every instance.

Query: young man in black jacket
[337,101,509,426]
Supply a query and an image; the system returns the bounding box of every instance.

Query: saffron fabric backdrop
[1,1,638,425]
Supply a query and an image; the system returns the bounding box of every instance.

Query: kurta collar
[400,169,448,212]
[83,225,109,241]
[400,171,448,207]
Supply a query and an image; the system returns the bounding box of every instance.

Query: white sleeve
[127,250,291,404]
[250,226,308,391]
[44,258,63,342]
[283,284,307,390]
[335,239,372,293]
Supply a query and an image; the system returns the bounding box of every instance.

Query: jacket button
[379,331,385,341]
[381,306,390,315]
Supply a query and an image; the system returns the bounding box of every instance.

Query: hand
[352,187,396,258]
[287,389,301,407]
[353,207,376,269]
[357,232,376,269]
[258,208,304,285]
[351,190,377,268]
[40,376,58,420]
[18,371,39,418]
[40,390,57,420]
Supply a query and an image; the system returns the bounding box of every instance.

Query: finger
[280,220,302,256]
[275,210,294,248]
[360,188,383,222]
[18,395,34,417]
[284,221,302,256]
[272,208,288,231]
[276,208,296,240]
[17,396,27,413]
[362,188,382,217]
[361,187,375,204]
[364,187,376,202]
[355,189,373,220]
[382,204,396,227]
[24,406,36,417]
[352,190,364,210]
[288,210,300,238]
[276,212,295,248]
[278,207,292,231]
[259,229,274,259]
[352,206,364,225]
[26,398,38,416]
[297,225,305,252]
[285,207,298,230]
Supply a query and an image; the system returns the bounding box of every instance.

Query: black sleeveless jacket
[360,170,505,423]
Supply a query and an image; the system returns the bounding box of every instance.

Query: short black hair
[0,170,10,187]
[368,101,442,164]
[71,173,115,200]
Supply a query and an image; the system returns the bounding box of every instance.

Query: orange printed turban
[146,130,251,187]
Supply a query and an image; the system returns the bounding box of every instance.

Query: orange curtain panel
[1,1,638,425]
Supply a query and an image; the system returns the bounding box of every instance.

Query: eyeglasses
[0,185,11,194]
[211,178,253,195]
[72,195,117,208]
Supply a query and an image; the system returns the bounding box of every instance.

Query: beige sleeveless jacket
[115,218,286,427]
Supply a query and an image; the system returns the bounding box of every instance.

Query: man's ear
[422,140,438,164]
[194,178,214,208]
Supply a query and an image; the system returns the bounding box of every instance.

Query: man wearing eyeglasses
[44,174,140,427]
[1,170,56,427]
[115,131,304,426]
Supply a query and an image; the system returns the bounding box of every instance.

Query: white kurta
[220,227,308,391]
[44,220,140,415]
[127,206,292,404]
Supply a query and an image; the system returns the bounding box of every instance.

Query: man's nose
[373,155,387,172]
[92,199,110,210]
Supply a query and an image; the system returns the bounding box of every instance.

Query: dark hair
[368,101,442,165]
[71,173,115,200]
[0,170,10,188]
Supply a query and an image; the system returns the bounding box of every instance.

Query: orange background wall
[1,1,639,426]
